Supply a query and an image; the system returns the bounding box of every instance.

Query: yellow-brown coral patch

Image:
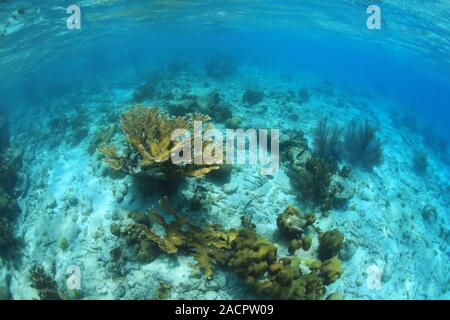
[101,106,218,177]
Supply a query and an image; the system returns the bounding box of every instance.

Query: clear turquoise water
[1,1,449,133]
[0,1,449,300]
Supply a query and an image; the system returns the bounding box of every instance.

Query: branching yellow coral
[122,197,237,279]
[114,199,347,299]
[98,145,124,171]
[100,106,218,177]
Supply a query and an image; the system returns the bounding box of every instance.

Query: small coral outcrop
[283,128,353,211]
[274,205,345,296]
[29,266,62,300]
[227,228,278,282]
[100,107,219,178]
[132,73,167,102]
[167,90,234,125]
[207,163,233,183]
[257,265,325,300]
[280,129,308,161]
[318,229,344,260]
[226,226,342,300]
[156,282,172,300]
[276,205,315,241]
[277,205,316,254]
[319,257,343,285]
[242,89,264,106]
[297,157,334,209]
[167,93,202,117]
[204,90,233,123]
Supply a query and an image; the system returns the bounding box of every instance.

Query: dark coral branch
[343,120,383,169]
[313,118,342,167]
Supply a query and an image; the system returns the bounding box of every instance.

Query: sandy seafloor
[1,64,449,300]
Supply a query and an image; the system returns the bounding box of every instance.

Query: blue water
[0,1,449,300]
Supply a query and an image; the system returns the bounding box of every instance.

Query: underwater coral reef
[0,54,448,302]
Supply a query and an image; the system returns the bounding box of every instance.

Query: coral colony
[101,107,279,177]
[0,1,449,302]
[170,121,280,176]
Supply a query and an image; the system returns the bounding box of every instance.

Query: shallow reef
[111,199,345,300]
[2,57,449,301]
[226,205,345,300]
